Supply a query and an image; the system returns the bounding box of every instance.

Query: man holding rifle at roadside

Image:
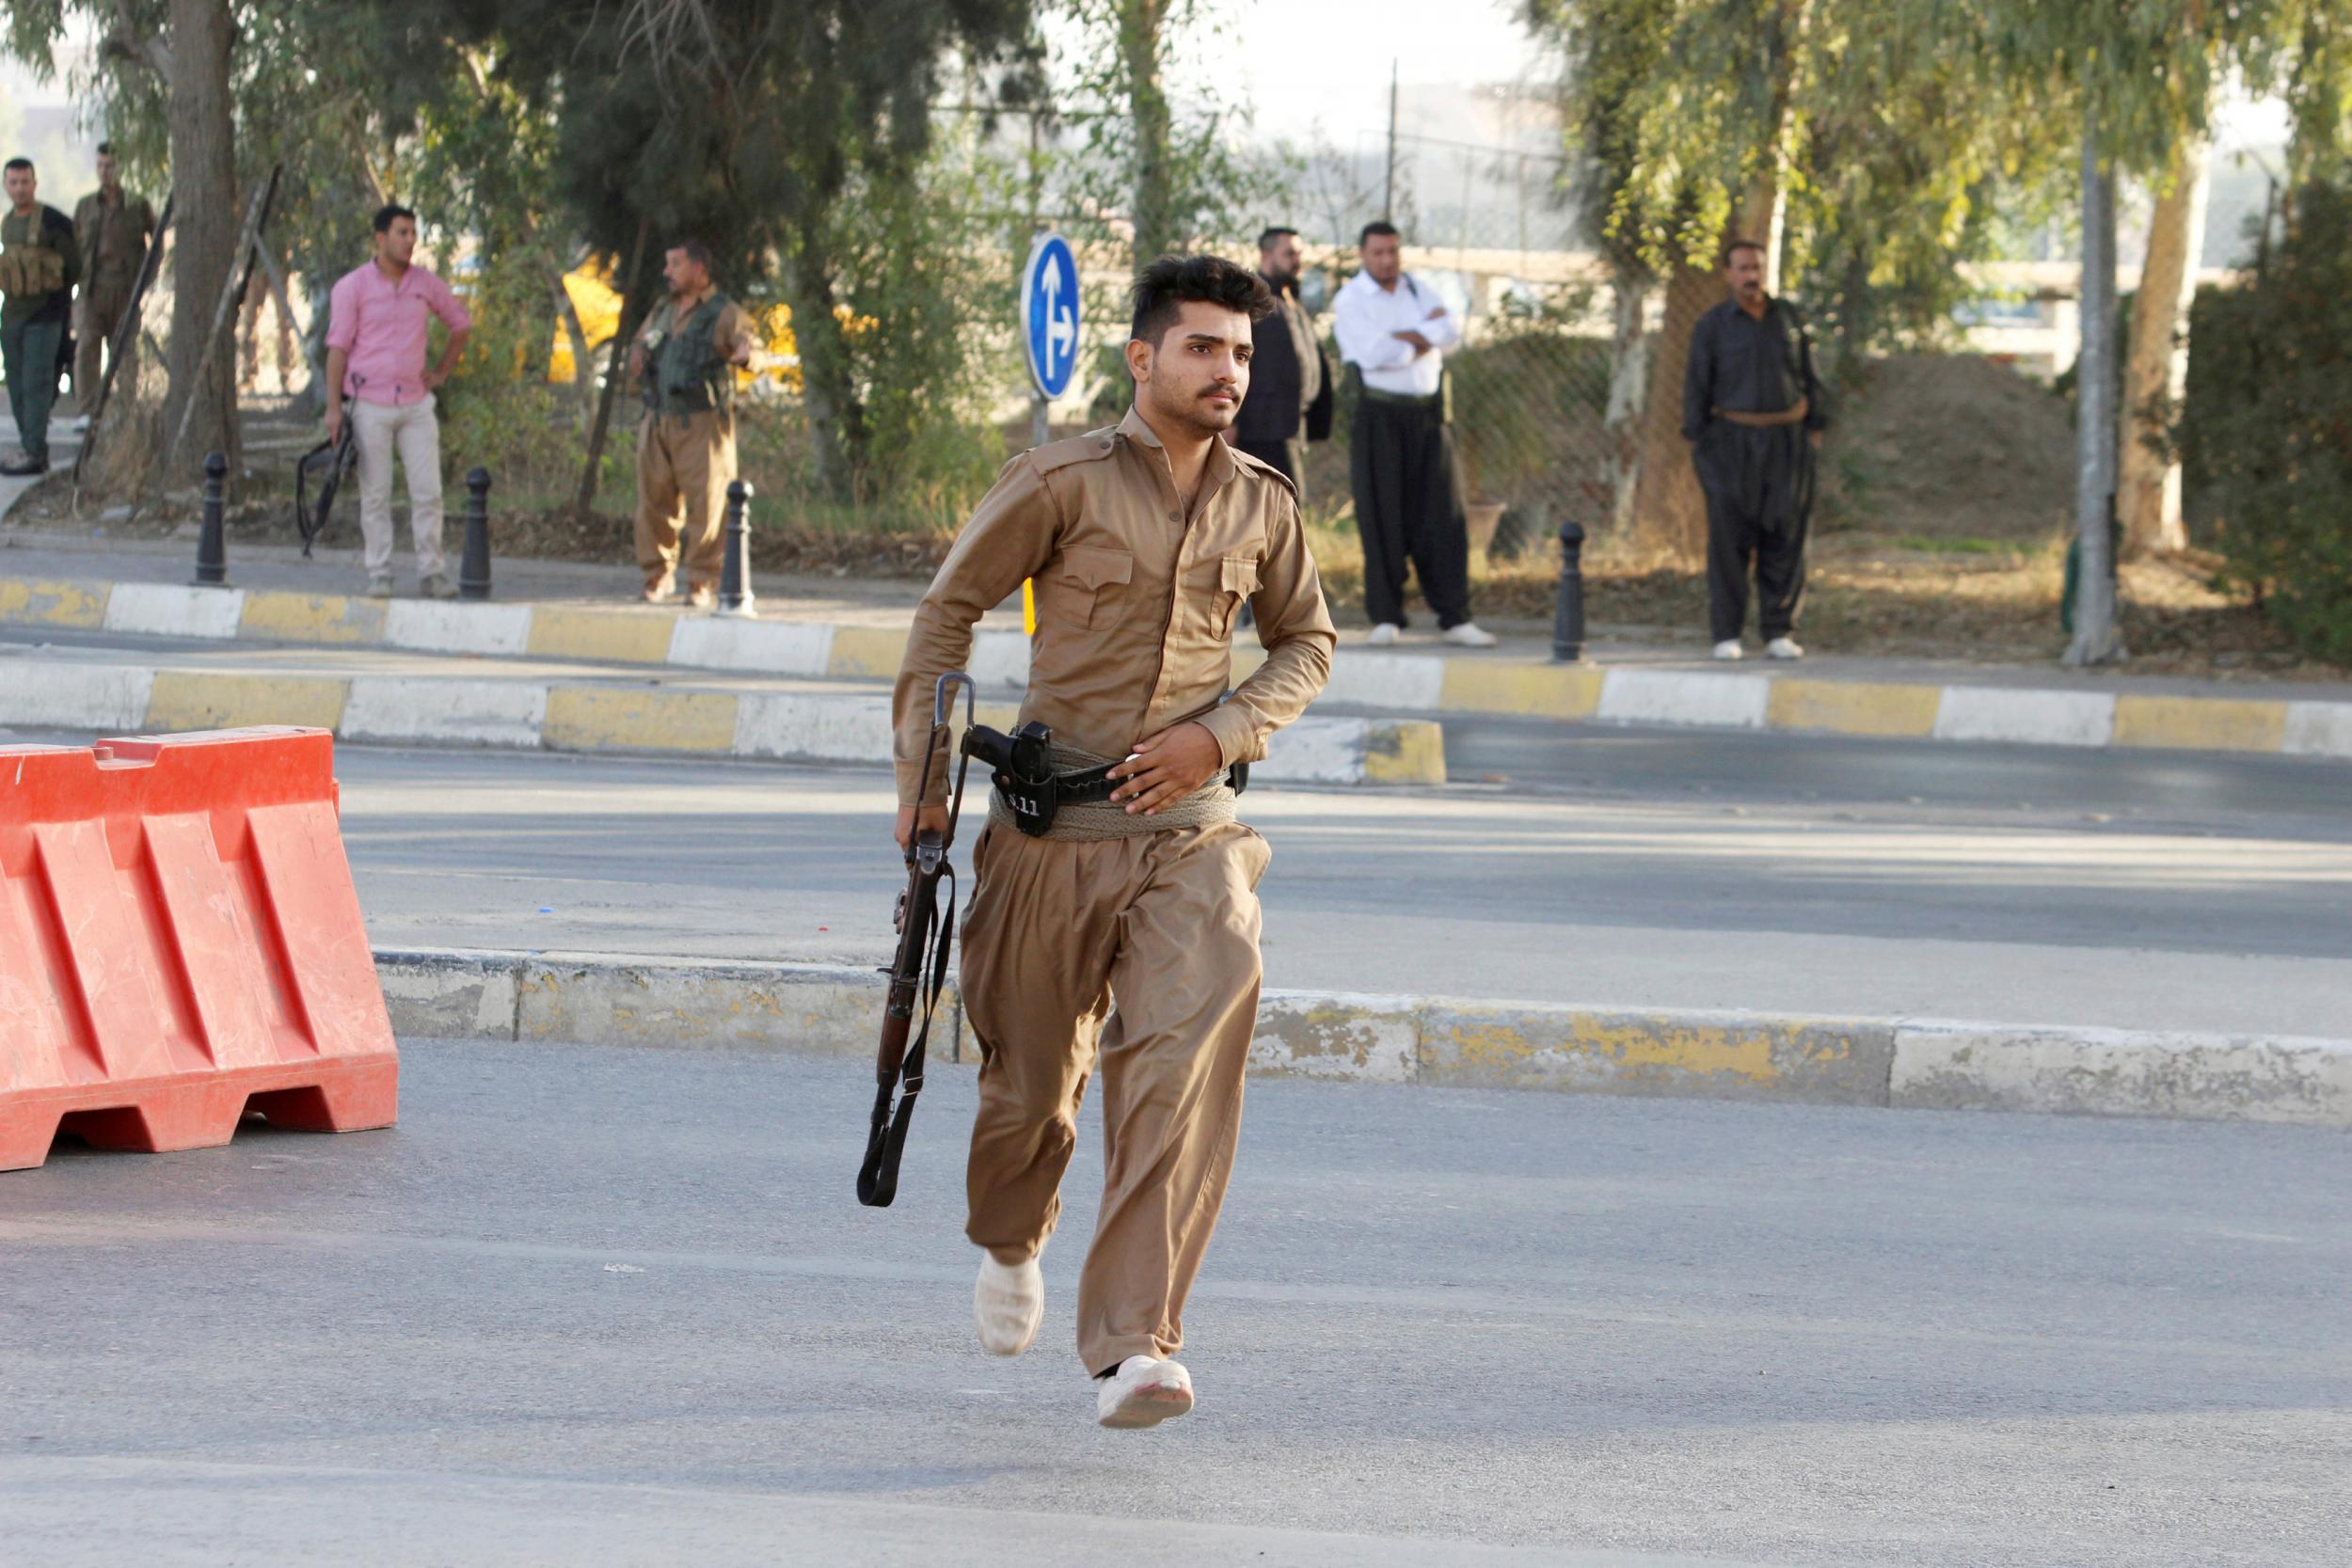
[884,254,1333,1430]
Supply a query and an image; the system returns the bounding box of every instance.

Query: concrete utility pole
[1383,59,1398,218]
[2066,110,2124,667]
[1028,113,1049,451]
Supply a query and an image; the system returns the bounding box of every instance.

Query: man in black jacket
[1681,238,1825,660]
[1228,227,1329,496]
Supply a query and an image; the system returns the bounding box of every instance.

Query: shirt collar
[1118,405,1238,490]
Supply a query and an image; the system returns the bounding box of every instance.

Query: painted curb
[0,659,1444,786]
[373,949,2352,1128]
[8,575,2350,762]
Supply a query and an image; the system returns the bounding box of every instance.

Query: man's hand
[422,366,450,390]
[1808,429,1823,451]
[1391,329,1432,354]
[895,803,952,851]
[731,330,757,368]
[1107,722,1223,816]
[324,401,343,446]
[1424,306,1447,323]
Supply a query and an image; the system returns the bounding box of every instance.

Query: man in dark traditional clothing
[1229,226,1329,496]
[1681,238,1826,660]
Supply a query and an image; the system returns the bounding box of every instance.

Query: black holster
[961,721,1248,839]
[961,721,1115,838]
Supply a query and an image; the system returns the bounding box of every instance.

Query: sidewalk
[0,636,1445,785]
[5,523,2350,762]
[377,945,2352,1128]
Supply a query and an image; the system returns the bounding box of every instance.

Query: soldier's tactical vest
[644,293,736,418]
[0,212,68,299]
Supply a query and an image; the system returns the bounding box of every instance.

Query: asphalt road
[286,731,2352,1037]
[3,1040,2345,1566]
[8,703,2350,1033]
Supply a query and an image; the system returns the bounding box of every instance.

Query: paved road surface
[3,1041,2344,1565]
[285,734,2352,1036]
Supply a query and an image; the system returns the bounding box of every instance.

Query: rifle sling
[856,739,973,1209]
[855,863,954,1208]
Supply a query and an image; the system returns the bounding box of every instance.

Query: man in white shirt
[1330,221,1495,647]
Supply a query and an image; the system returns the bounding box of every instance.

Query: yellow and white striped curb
[374,948,2352,1128]
[0,657,1445,786]
[8,574,2349,760]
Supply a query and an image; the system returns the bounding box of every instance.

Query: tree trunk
[784,246,866,502]
[1602,259,1652,539]
[1119,0,1174,268]
[2065,112,2123,667]
[1625,0,1804,565]
[578,219,650,517]
[2119,131,2209,560]
[548,257,595,428]
[163,0,240,486]
[1628,258,1722,562]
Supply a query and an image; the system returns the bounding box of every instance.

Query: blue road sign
[1023,233,1081,401]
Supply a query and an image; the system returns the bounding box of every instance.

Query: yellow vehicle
[548,261,836,394]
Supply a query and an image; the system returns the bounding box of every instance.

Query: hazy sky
[1223,0,1540,142]
[4,2,2286,153]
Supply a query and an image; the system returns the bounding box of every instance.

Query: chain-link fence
[1280,130,1626,561]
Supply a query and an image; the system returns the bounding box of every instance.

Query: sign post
[1020,232,1081,636]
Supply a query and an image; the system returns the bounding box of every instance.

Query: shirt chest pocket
[1216,555,1261,639]
[1053,545,1134,630]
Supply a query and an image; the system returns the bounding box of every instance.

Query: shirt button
[1167,510,1180,523]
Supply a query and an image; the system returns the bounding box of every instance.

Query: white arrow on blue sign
[1023,232,1081,401]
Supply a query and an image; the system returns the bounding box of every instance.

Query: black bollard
[717,479,756,618]
[1551,517,1586,663]
[459,467,493,600]
[193,451,230,587]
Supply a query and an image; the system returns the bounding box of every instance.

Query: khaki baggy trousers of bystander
[960,816,1272,1376]
[75,282,135,417]
[635,409,734,590]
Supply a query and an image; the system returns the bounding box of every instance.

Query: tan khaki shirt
[893,406,1336,805]
[72,189,156,287]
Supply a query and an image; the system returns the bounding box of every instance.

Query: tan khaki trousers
[351,395,447,578]
[635,409,733,589]
[75,283,135,416]
[960,817,1271,1375]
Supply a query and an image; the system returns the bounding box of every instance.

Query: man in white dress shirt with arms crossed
[1330,220,1495,647]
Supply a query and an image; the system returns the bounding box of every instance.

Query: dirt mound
[1820,353,2075,543]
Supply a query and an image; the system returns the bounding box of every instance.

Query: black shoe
[0,457,49,477]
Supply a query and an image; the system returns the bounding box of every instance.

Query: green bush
[2181,181,2352,665]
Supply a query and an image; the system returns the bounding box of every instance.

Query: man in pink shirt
[324,204,471,597]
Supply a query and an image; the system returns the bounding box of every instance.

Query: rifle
[857,670,978,1208]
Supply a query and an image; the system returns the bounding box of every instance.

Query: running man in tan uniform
[891,254,1334,1429]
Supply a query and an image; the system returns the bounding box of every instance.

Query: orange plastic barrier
[1,726,397,1171]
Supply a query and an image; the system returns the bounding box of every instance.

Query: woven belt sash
[1712,396,1809,428]
[987,740,1238,842]
[1359,385,1442,408]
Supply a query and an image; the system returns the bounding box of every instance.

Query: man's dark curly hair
[1129,253,1274,347]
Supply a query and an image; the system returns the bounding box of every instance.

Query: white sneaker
[1766,636,1805,660]
[1366,622,1402,646]
[366,573,394,599]
[1441,622,1499,648]
[1094,1354,1194,1430]
[1712,640,1743,661]
[974,1253,1042,1356]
